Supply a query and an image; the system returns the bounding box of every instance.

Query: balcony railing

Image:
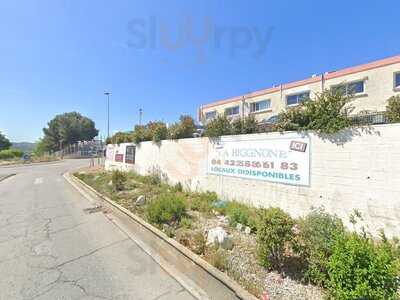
[349,111,388,126]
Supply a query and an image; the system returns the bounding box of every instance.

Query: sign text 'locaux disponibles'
[207,136,310,186]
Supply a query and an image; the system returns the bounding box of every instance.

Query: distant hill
[12,142,36,153]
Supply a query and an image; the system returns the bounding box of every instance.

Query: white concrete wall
[107,124,400,237]
[105,143,136,172]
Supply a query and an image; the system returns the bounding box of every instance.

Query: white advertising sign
[106,144,115,161]
[208,136,310,186]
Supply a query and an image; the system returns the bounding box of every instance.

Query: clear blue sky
[1,0,399,142]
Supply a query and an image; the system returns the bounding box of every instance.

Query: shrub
[167,123,182,140]
[327,232,399,300]
[231,118,243,135]
[206,246,229,271]
[147,172,162,186]
[176,229,206,255]
[0,149,24,160]
[276,89,353,134]
[173,182,183,192]
[242,115,259,134]
[208,115,258,137]
[147,194,187,225]
[180,217,193,229]
[225,201,258,232]
[231,115,259,135]
[190,191,218,213]
[132,122,168,144]
[168,115,196,139]
[204,115,232,137]
[257,207,294,271]
[132,125,149,144]
[192,231,206,255]
[148,121,168,143]
[111,170,127,191]
[294,208,345,285]
[386,95,400,123]
[109,131,134,144]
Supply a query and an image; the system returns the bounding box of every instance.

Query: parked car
[261,115,280,125]
[258,115,280,132]
[193,124,205,138]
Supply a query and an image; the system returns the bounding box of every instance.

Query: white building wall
[106,124,400,237]
[105,143,136,172]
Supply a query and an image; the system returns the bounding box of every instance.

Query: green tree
[0,131,11,151]
[168,115,196,139]
[42,112,98,151]
[386,95,400,123]
[32,139,48,156]
[231,115,259,135]
[131,121,168,144]
[276,89,353,134]
[148,121,168,143]
[204,115,232,137]
[132,125,149,144]
[108,131,134,144]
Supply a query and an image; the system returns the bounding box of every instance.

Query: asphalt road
[0,160,195,300]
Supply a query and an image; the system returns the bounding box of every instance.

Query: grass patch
[189,191,218,213]
[146,193,187,226]
[218,201,258,233]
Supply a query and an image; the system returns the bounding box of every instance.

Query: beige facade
[199,55,400,123]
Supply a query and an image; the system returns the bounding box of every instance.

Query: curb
[0,174,16,182]
[66,171,259,300]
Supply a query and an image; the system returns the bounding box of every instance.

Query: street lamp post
[104,92,111,139]
[139,108,143,125]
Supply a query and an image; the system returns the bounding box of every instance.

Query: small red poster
[115,154,124,162]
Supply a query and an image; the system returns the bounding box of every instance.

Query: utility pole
[104,92,111,138]
[139,108,143,125]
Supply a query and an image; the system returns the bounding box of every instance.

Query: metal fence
[256,111,390,133]
[55,140,105,159]
[349,111,388,126]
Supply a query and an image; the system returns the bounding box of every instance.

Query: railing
[349,111,388,126]
[256,111,390,133]
[55,140,105,159]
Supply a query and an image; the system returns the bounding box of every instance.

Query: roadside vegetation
[107,92,400,147]
[0,148,23,160]
[0,132,24,163]
[386,95,400,123]
[0,131,59,165]
[38,112,98,152]
[0,131,12,151]
[75,169,400,299]
[106,115,197,145]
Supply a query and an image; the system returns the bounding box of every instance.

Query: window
[286,92,310,106]
[205,111,216,120]
[225,106,240,116]
[250,100,271,112]
[395,73,400,89]
[332,80,365,95]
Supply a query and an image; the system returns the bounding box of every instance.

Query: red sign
[115,154,124,162]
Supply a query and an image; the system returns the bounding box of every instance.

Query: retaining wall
[105,124,400,237]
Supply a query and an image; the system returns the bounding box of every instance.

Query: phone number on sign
[211,159,299,171]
